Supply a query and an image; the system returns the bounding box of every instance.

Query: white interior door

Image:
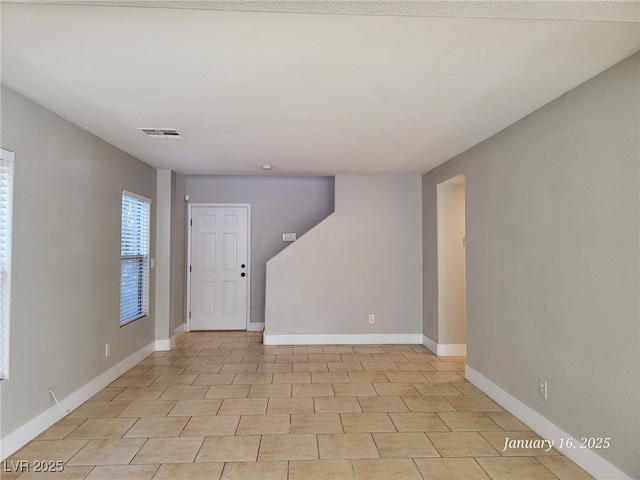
[190,205,249,330]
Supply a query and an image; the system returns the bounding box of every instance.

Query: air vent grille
[137,128,183,139]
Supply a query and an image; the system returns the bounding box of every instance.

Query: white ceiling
[2,1,639,175]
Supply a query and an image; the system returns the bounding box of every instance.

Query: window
[120,190,151,326]
[0,149,14,379]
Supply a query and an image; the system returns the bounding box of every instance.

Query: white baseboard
[437,343,466,356]
[168,324,187,346]
[0,341,155,461]
[465,365,632,480]
[155,334,175,351]
[422,335,437,354]
[421,336,466,356]
[263,333,423,346]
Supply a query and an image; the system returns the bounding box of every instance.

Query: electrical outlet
[105,343,111,358]
[539,379,548,399]
[368,314,375,324]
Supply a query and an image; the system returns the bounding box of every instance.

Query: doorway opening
[436,175,466,356]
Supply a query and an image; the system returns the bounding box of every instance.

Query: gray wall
[0,86,157,436]
[423,53,639,477]
[170,173,187,333]
[182,175,334,325]
[266,175,423,336]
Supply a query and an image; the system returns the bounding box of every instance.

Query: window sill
[120,314,148,327]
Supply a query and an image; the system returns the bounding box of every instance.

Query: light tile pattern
[7,331,594,479]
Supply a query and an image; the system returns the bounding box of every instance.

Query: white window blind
[0,149,14,379]
[120,190,151,326]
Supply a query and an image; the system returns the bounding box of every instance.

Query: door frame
[186,203,251,332]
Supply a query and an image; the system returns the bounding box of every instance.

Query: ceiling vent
[137,128,183,139]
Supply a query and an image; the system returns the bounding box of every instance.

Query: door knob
[241,264,246,268]
[241,272,246,277]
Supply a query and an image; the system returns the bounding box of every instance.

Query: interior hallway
[6,331,593,479]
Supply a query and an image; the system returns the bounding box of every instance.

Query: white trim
[465,365,632,480]
[0,341,155,460]
[437,343,466,356]
[122,189,152,204]
[421,336,466,356]
[155,335,175,351]
[186,205,192,330]
[174,323,187,334]
[0,150,14,162]
[263,333,423,346]
[186,203,251,332]
[247,322,265,332]
[0,148,14,380]
[422,335,438,354]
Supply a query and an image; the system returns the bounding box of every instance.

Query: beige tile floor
[5,331,594,479]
